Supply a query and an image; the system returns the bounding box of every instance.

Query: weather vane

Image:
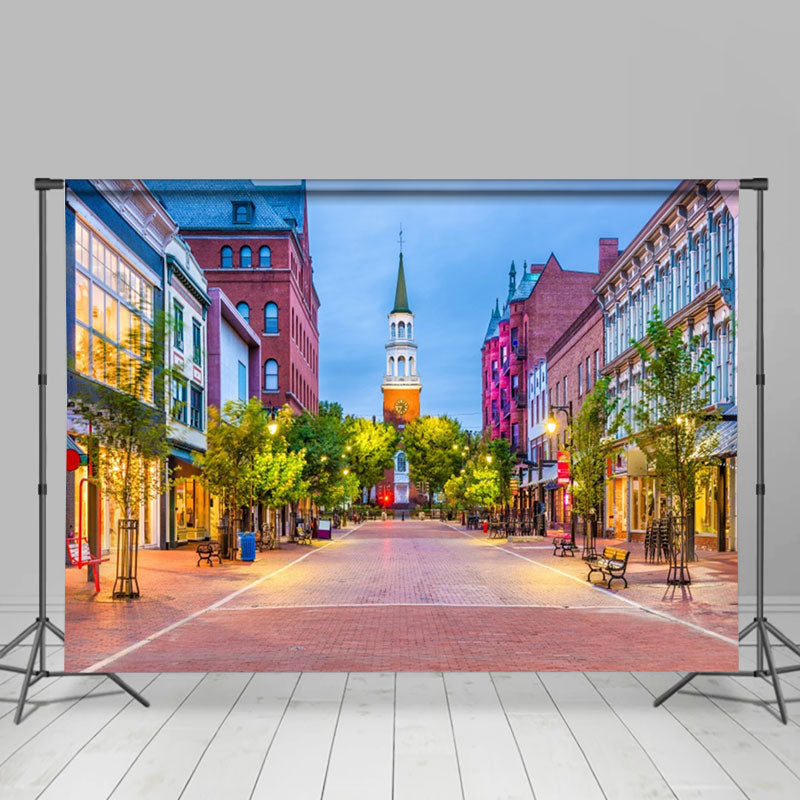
[398,223,404,254]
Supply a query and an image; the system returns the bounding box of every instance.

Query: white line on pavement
[442,522,738,647]
[80,525,362,673]
[212,603,624,611]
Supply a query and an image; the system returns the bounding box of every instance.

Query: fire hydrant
[482,520,488,534]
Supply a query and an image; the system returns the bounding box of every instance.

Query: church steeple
[392,252,411,313]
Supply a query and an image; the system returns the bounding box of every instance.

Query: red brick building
[148,181,319,415]
[535,297,605,525]
[481,240,618,459]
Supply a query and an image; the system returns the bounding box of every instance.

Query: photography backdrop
[62,179,740,673]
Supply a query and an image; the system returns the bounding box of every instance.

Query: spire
[507,260,517,302]
[392,251,411,313]
[494,297,500,317]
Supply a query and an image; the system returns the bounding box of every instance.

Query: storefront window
[630,477,655,532]
[695,466,719,536]
[175,476,209,540]
[74,218,155,401]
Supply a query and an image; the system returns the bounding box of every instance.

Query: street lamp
[263,404,279,436]
[486,455,493,464]
[342,468,350,476]
[549,402,583,554]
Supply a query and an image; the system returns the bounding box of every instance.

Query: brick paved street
[65,519,738,672]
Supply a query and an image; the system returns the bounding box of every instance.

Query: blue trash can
[238,532,256,562]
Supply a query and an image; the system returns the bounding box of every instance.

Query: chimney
[598,238,620,274]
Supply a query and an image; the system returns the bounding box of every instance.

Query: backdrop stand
[654,178,800,724]
[0,179,149,725]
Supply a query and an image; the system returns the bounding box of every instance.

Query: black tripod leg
[45,620,65,641]
[14,622,44,724]
[105,673,150,707]
[764,620,800,660]
[0,620,39,660]
[758,620,788,725]
[653,671,698,708]
[738,618,757,641]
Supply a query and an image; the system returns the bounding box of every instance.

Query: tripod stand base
[0,616,149,724]
[654,617,800,724]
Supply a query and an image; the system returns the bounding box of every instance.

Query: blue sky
[307,181,678,429]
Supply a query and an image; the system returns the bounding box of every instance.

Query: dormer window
[232,201,254,225]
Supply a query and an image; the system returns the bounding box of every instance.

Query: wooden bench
[552,534,578,556]
[196,541,222,566]
[586,546,631,588]
[66,538,108,592]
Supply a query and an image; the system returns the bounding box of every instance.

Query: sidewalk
[497,531,738,639]
[65,539,328,671]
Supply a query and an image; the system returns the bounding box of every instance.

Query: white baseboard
[0,598,65,645]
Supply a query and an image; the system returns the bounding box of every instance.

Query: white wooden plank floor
[0,644,799,799]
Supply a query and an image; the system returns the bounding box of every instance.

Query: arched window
[396,452,407,472]
[264,302,278,334]
[407,322,412,339]
[236,302,250,324]
[240,246,252,268]
[398,321,406,338]
[221,246,233,268]
[398,356,406,377]
[391,322,396,338]
[264,359,278,392]
[409,356,415,375]
[388,356,395,376]
[259,246,271,268]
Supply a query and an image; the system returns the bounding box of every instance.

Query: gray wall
[1,2,797,637]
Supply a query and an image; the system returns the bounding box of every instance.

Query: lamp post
[546,402,577,550]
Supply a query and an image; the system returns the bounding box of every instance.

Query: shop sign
[510,477,519,495]
[557,451,570,485]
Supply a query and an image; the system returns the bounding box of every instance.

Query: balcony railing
[514,391,526,409]
[382,374,421,384]
[513,340,528,360]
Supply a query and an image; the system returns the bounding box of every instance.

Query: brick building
[481,242,618,459]
[148,180,319,416]
[595,180,738,549]
[529,298,604,526]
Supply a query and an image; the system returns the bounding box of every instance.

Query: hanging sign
[557,451,570,485]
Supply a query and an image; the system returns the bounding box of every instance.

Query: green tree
[486,437,515,509]
[570,376,623,548]
[286,401,349,509]
[463,463,500,509]
[253,440,308,516]
[344,416,399,498]
[629,309,720,560]
[403,415,464,509]
[195,398,275,530]
[444,473,467,509]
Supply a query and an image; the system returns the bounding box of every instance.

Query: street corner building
[65,180,321,565]
[479,180,738,552]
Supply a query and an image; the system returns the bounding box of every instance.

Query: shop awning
[520,463,558,488]
[709,417,737,459]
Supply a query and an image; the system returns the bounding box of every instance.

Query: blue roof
[145,180,306,233]
[510,269,540,302]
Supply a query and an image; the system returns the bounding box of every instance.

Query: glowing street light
[342,468,350,476]
[486,455,493,464]
[545,416,557,435]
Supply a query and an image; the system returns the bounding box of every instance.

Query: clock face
[394,399,409,415]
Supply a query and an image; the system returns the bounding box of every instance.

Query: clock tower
[381,242,421,507]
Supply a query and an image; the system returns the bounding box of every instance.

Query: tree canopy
[403,415,464,507]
